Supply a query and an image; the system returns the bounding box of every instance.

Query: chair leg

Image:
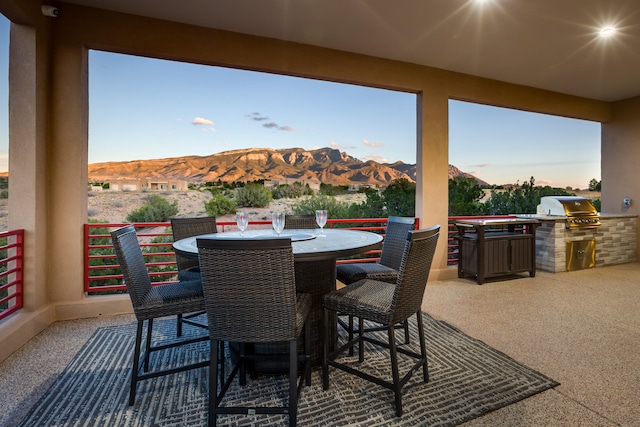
[358,317,365,362]
[403,319,410,345]
[322,308,330,390]
[129,320,144,406]
[209,338,219,427]
[305,319,312,386]
[239,343,247,387]
[416,311,429,382]
[387,326,403,417]
[218,341,225,388]
[177,314,183,337]
[348,314,355,356]
[143,318,153,372]
[289,340,298,427]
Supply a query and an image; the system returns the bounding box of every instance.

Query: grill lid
[537,196,600,228]
[537,196,598,216]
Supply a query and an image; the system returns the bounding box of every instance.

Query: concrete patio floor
[1,263,638,426]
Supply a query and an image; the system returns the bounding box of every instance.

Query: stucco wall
[602,96,640,248]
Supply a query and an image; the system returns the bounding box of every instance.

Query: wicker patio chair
[110,225,209,406]
[284,214,317,229]
[170,216,217,335]
[336,216,416,345]
[170,216,218,281]
[197,237,312,427]
[322,225,440,417]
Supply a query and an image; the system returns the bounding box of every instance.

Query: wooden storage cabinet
[456,219,539,285]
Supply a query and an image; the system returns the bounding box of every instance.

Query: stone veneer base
[533,214,637,272]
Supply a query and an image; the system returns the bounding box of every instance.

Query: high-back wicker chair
[110,225,209,406]
[170,216,218,335]
[170,216,218,281]
[197,237,312,427]
[336,216,416,284]
[284,214,317,230]
[322,225,440,417]
[335,216,416,344]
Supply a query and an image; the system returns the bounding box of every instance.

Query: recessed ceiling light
[599,26,616,37]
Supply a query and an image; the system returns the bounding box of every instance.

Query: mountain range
[88,147,488,186]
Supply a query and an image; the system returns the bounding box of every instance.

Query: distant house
[264,179,321,191]
[99,178,189,192]
[348,184,376,193]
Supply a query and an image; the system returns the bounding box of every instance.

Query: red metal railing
[0,229,24,321]
[84,218,399,294]
[0,216,526,317]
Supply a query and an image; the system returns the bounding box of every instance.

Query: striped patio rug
[18,313,558,426]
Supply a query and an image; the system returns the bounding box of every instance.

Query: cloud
[192,117,214,126]
[535,178,554,186]
[263,122,295,131]
[364,155,390,163]
[248,112,295,131]
[330,141,357,150]
[248,112,269,121]
[363,139,383,148]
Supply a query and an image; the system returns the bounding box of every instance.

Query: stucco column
[8,22,49,312]
[416,89,454,280]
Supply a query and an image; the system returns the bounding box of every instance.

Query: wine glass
[236,211,249,237]
[315,209,328,237]
[272,212,285,236]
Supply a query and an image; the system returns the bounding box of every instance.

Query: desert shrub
[204,193,237,217]
[291,194,350,218]
[87,208,100,217]
[0,190,8,199]
[125,194,179,222]
[110,199,124,208]
[235,183,272,208]
[320,183,348,196]
[271,184,294,200]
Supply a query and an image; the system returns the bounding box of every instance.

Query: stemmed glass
[236,211,249,237]
[272,212,285,236]
[315,209,328,237]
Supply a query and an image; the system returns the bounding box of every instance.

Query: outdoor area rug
[18,313,559,426]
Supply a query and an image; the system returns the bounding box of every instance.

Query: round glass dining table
[173,228,383,368]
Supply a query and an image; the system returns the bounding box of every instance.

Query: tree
[346,188,386,218]
[589,178,602,191]
[125,194,179,222]
[381,178,415,217]
[448,176,486,215]
[483,177,574,215]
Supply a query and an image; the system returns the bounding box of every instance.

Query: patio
[1,262,638,426]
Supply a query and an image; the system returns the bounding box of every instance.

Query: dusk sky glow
[0,16,601,189]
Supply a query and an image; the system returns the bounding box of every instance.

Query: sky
[0,15,601,190]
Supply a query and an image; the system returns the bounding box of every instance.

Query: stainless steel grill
[537,196,600,229]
